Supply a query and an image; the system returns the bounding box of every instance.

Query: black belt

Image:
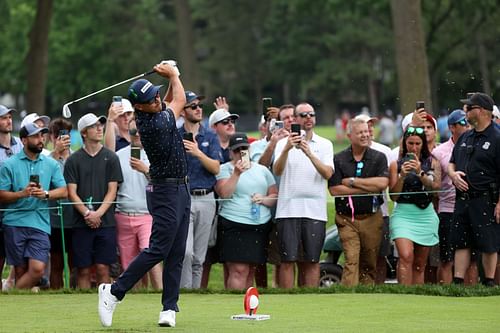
[190,188,213,196]
[457,190,489,200]
[150,176,189,185]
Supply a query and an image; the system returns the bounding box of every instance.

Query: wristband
[83,209,91,217]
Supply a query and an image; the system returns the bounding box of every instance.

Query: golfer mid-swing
[98,61,190,328]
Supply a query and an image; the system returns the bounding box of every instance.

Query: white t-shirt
[370,141,392,217]
[274,132,334,221]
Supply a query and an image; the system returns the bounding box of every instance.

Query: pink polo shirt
[432,138,455,213]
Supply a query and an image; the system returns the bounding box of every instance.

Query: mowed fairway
[0,293,498,332]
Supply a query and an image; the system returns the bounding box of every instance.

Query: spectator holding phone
[0,123,67,290]
[215,133,277,290]
[104,98,134,152]
[178,91,222,289]
[389,125,441,285]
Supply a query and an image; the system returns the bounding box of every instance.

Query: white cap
[121,98,134,113]
[354,114,378,124]
[493,105,500,119]
[77,113,107,132]
[21,113,50,128]
[208,108,239,127]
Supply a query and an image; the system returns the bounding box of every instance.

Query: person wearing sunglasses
[329,118,389,286]
[389,123,441,286]
[432,109,474,285]
[97,62,189,328]
[214,133,277,290]
[178,91,222,290]
[0,105,23,291]
[208,108,240,163]
[273,103,334,288]
[449,92,500,287]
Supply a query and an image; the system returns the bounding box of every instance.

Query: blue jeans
[111,182,190,311]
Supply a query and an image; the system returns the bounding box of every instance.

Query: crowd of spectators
[0,90,499,292]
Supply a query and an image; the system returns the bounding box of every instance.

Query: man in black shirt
[328,118,389,286]
[98,62,189,327]
[449,92,500,287]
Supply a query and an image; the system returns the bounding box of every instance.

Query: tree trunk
[476,31,491,95]
[25,0,53,116]
[173,0,199,92]
[390,0,431,115]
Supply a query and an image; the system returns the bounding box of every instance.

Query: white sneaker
[98,283,120,327]
[2,278,14,292]
[158,310,176,327]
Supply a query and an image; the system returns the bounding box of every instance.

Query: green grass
[1,291,499,332]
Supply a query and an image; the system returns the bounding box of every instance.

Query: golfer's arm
[164,77,186,120]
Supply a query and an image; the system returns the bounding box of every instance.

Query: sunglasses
[355,161,364,177]
[298,112,316,118]
[465,105,480,112]
[455,119,467,126]
[217,118,236,125]
[184,103,203,110]
[405,126,424,136]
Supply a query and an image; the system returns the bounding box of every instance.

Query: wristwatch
[419,171,425,177]
[44,190,49,200]
[349,177,355,188]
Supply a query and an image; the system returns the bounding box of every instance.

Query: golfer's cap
[208,108,239,127]
[128,79,162,105]
[20,113,50,128]
[447,109,466,125]
[0,105,16,117]
[185,91,205,105]
[77,113,107,132]
[229,132,250,151]
[19,122,48,139]
[460,92,495,111]
[354,114,378,124]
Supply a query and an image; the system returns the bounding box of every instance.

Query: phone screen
[29,174,40,187]
[113,96,122,105]
[291,123,301,135]
[183,132,194,142]
[59,129,69,138]
[416,101,425,110]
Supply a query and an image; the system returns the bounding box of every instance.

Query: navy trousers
[111,182,190,311]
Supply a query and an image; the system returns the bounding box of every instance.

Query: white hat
[77,113,107,132]
[401,113,413,131]
[208,108,239,127]
[354,114,378,124]
[20,113,50,128]
[493,105,500,119]
[121,98,134,113]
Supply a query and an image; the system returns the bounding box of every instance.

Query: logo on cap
[140,82,153,93]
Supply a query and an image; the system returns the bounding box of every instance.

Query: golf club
[62,60,178,118]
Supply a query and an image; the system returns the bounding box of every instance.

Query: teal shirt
[0,150,67,234]
[216,162,275,225]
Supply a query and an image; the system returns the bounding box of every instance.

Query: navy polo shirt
[178,125,222,190]
[135,108,188,179]
[450,122,500,191]
[115,136,130,152]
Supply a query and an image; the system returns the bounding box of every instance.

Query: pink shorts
[115,213,153,269]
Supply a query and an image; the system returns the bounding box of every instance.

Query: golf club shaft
[70,70,155,104]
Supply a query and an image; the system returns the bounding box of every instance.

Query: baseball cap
[447,109,466,125]
[20,113,50,128]
[354,114,378,124]
[0,105,16,117]
[401,112,437,130]
[229,133,250,151]
[423,114,437,129]
[460,92,495,111]
[185,91,205,105]
[77,113,107,132]
[128,79,162,105]
[19,122,48,139]
[208,108,239,127]
[121,98,134,113]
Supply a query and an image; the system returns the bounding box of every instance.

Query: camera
[270,120,284,133]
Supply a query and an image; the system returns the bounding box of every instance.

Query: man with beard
[178,91,221,289]
[0,123,67,289]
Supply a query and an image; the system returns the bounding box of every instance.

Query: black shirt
[135,108,188,179]
[450,122,500,191]
[329,146,388,215]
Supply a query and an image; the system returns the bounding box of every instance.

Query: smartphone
[262,97,272,117]
[29,174,40,187]
[275,121,284,130]
[416,101,425,110]
[402,153,416,164]
[130,146,141,159]
[59,129,69,138]
[183,132,194,142]
[113,96,122,105]
[291,123,301,135]
[240,149,250,169]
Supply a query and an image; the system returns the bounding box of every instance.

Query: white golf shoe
[158,310,176,327]
[98,283,120,327]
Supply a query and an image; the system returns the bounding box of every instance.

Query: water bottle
[372,196,378,213]
[250,202,260,221]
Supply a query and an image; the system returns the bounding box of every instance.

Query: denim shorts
[3,226,50,265]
